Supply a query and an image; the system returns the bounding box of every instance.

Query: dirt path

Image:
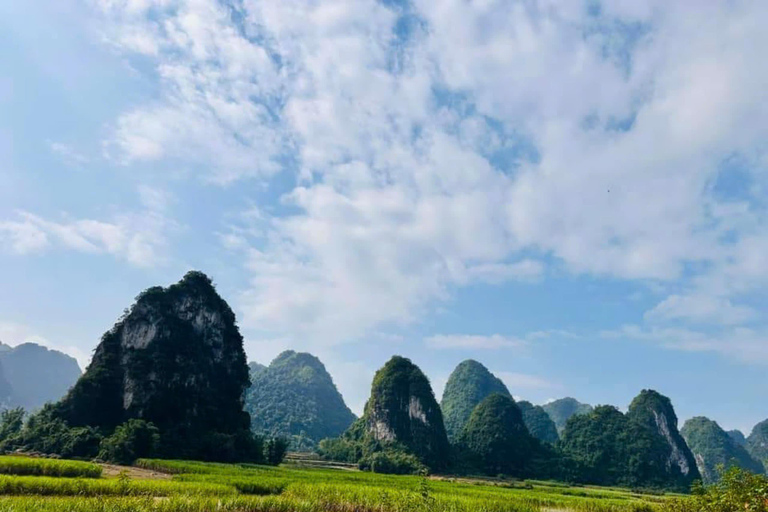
[100,463,172,480]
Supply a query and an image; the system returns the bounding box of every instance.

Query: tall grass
[0,456,102,478]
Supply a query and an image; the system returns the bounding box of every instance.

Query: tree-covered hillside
[0,271,267,464]
[542,397,593,433]
[728,429,748,447]
[517,400,559,444]
[440,360,510,441]
[320,356,450,473]
[747,419,768,472]
[244,350,356,451]
[458,393,535,477]
[681,417,764,483]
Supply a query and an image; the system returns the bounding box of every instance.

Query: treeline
[316,357,701,492]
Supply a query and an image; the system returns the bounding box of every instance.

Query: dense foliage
[560,404,691,491]
[244,351,355,451]
[626,390,701,488]
[517,400,559,444]
[358,451,426,475]
[322,356,450,473]
[667,466,768,512]
[98,419,160,465]
[457,394,535,477]
[681,416,764,483]
[0,343,81,412]
[440,360,510,441]
[747,419,768,471]
[0,272,280,465]
[542,397,593,433]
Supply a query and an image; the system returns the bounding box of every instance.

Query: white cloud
[425,334,526,350]
[0,220,49,254]
[0,187,176,267]
[49,142,90,167]
[645,294,756,326]
[93,0,768,354]
[602,324,768,364]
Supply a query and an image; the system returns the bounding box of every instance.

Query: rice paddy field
[0,455,686,512]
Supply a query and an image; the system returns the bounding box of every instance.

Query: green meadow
[0,455,685,512]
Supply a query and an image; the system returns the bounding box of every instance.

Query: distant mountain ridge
[244,350,356,450]
[681,416,764,483]
[542,397,593,433]
[0,341,81,412]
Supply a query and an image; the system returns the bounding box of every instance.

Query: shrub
[665,466,768,512]
[99,419,160,465]
[358,450,426,475]
[263,438,289,465]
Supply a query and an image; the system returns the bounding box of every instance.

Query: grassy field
[0,455,685,512]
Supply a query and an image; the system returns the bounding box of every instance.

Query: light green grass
[0,456,685,512]
[0,456,102,478]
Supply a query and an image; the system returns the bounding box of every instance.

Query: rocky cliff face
[0,343,81,411]
[542,397,593,433]
[441,359,510,441]
[357,356,450,470]
[627,390,700,485]
[682,416,765,483]
[517,400,559,444]
[245,350,356,450]
[747,419,768,471]
[54,271,252,458]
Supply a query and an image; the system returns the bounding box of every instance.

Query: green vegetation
[665,466,768,512]
[542,397,593,433]
[0,456,101,478]
[625,390,701,488]
[727,429,747,447]
[681,417,764,483]
[0,272,272,465]
[244,351,356,451]
[324,356,450,473]
[747,419,768,471]
[517,400,559,444]
[0,456,679,512]
[560,404,686,491]
[440,360,510,441]
[457,394,535,477]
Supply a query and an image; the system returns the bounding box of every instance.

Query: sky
[1,0,767,433]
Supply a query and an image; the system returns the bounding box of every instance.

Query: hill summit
[245,350,356,450]
[51,271,256,461]
[441,359,510,441]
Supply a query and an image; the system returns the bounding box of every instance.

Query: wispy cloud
[425,334,526,350]
[0,187,176,268]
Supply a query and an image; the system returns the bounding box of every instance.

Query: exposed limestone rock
[627,389,700,487]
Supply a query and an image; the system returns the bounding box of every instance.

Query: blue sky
[1,0,767,433]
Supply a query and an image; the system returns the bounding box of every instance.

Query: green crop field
[0,456,686,512]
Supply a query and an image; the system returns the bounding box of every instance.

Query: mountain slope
[517,400,559,444]
[542,397,593,433]
[350,356,450,471]
[747,419,768,471]
[244,350,356,450]
[459,393,535,476]
[681,417,764,483]
[52,271,255,461]
[0,343,81,411]
[441,360,510,441]
[626,390,701,488]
